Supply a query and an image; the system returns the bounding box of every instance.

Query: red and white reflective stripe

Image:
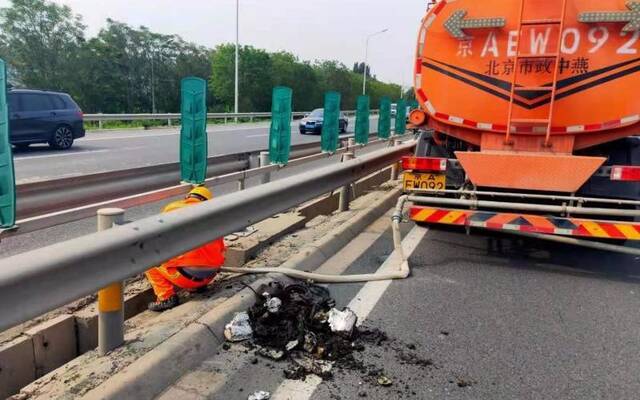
[402,156,447,172]
[426,111,640,134]
[611,166,640,182]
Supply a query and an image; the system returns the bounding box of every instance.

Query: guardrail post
[237,177,246,191]
[339,152,355,212]
[97,208,125,356]
[98,113,103,130]
[390,139,402,181]
[259,151,271,184]
[347,138,355,150]
[167,118,172,127]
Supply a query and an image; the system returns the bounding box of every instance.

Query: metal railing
[4,133,408,238]
[84,110,380,128]
[0,141,415,331]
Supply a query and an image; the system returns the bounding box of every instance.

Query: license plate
[403,172,446,191]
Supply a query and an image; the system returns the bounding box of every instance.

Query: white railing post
[259,151,271,184]
[97,208,125,356]
[339,152,355,212]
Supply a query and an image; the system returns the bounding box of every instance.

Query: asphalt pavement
[0,131,390,258]
[159,222,640,400]
[12,117,378,183]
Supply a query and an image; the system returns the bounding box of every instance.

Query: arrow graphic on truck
[444,10,506,40]
[579,1,640,32]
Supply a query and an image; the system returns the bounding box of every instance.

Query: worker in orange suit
[145,186,226,312]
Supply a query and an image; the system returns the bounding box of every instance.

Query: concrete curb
[83,274,293,400]
[82,186,402,400]
[281,187,402,271]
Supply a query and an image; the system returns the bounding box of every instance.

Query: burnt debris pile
[224,281,390,381]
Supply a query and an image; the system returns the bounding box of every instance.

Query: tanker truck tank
[402,0,640,246]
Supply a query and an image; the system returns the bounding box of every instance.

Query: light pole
[151,53,156,114]
[362,28,389,95]
[235,0,240,120]
[150,39,173,114]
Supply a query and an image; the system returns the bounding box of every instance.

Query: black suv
[8,89,85,150]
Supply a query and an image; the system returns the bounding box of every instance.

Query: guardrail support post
[339,152,355,212]
[259,151,271,185]
[390,139,402,181]
[98,115,103,130]
[97,208,125,356]
[168,118,172,127]
[237,178,246,191]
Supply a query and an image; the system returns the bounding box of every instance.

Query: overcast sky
[0,0,428,86]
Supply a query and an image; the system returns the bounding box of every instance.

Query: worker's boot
[148,295,179,312]
[186,286,208,295]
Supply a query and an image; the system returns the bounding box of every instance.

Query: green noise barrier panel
[180,77,208,184]
[269,86,293,165]
[395,99,407,135]
[378,96,391,140]
[355,95,370,145]
[321,91,341,153]
[0,59,15,229]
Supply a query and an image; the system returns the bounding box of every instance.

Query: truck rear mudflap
[409,205,640,241]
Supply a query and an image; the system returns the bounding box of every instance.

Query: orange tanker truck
[404,0,640,247]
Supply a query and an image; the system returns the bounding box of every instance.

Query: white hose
[219,196,411,283]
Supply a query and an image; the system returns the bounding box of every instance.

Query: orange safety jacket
[161,197,226,271]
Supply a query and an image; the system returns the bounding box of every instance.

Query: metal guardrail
[5,133,405,238]
[84,110,380,127]
[0,141,415,331]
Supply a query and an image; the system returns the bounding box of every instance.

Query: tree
[352,61,371,78]
[271,52,320,111]
[75,19,211,113]
[0,0,85,92]
[210,44,272,112]
[0,0,403,114]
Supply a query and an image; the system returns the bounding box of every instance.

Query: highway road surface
[0,129,389,258]
[158,222,640,400]
[12,117,378,183]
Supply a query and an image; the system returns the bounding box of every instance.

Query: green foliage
[210,44,272,112]
[0,0,402,114]
[0,0,85,94]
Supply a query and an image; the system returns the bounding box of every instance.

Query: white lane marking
[80,117,375,141]
[80,126,266,141]
[80,132,179,141]
[13,149,109,161]
[82,124,272,141]
[271,225,429,400]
